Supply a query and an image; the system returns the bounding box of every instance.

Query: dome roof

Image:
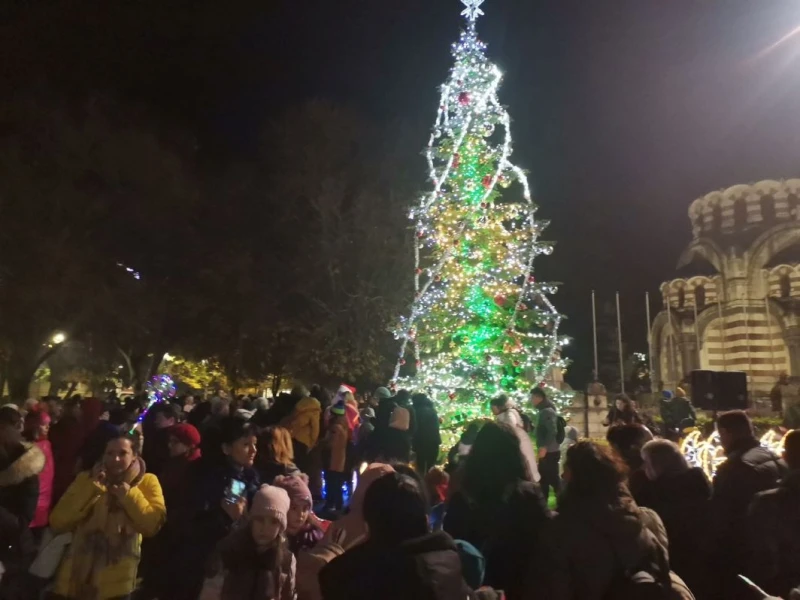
[688,178,800,239]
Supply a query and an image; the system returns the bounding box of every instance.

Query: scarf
[69,456,145,600]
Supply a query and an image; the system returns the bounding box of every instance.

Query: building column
[676,333,699,376]
[785,327,800,376]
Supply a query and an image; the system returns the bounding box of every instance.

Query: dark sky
[7,0,800,386]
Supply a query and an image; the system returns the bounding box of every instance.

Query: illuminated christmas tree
[392,0,569,428]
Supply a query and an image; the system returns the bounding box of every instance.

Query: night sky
[6,0,800,386]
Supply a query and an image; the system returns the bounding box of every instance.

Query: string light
[392,0,570,428]
[681,428,788,478]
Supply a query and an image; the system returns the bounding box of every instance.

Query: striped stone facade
[652,179,800,395]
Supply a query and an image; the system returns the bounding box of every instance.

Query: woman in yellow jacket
[49,430,166,600]
[281,386,321,473]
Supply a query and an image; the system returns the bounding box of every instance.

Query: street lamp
[51,332,66,345]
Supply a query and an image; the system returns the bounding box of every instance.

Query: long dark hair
[462,421,531,504]
[559,441,630,509]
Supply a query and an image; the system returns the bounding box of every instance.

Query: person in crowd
[274,474,324,555]
[747,429,800,598]
[373,386,397,434]
[412,393,442,475]
[531,387,561,500]
[323,402,350,514]
[602,394,642,427]
[0,405,22,430]
[490,394,524,429]
[445,420,482,475]
[444,421,550,599]
[42,397,64,424]
[640,438,712,598]
[204,484,295,600]
[382,398,413,463]
[606,423,655,506]
[49,431,165,600]
[424,466,449,531]
[49,396,84,505]
[355,406,376,462]
[307,385,331,502]
[532,441,684,600]
[142,401,181,478]
[319,471,472,600]
[80,397,106,438]
[171,416,261,600]
[660,388,697,439]
[394,389,416,437]
[256,426,300,484]
[710,410,786,600]
[0,423,44,597]
[281,385,321,474]
[21,408,53,535]
[140,423,204,600]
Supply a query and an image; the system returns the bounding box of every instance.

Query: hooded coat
[534,489,676,600]
[0,442,44,567]
[318,531,472,600]
[638,467,711,598]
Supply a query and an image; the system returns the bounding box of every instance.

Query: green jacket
[660,396,696,428]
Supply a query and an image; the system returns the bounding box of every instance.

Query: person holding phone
[177,417,260,600]
[48,431,165,600]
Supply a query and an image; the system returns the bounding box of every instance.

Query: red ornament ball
[452,153,461,168]
[519,303,528,311]
[528,275,536,283]
[417,231,425,238]
[482,175,493,189]
[494,294,507,307]
[448,392,456,400]
[416,268,423,275]
[400,359,406,366]
[458,92,471,105]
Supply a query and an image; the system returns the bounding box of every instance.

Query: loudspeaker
[690,370,748,411]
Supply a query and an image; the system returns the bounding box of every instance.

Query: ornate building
[652,179,800,394]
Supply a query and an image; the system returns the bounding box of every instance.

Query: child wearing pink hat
[273,474,326,555]
[204,484,296,600]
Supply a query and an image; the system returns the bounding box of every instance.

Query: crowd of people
[0,383,798,600]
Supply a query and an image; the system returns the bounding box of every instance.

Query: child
[273,475,325,555]
[206,485,295,600]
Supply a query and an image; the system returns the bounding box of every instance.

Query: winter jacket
[710,437,785,595]
[214,526,295,600]
[533,490,674,600]
[50,468,166,599]
[141,426,171,478]
[283,396,321,450]
[747,469,800,598]
[287,522,324,555]
[0,442,44,567]
[30,438,54,528]
[638,467,712,598]
[534,399,560,454]
[318,531,473,600]
[660,396,696,429]
[496,407,524,430]
[327,423,348,473]
[412,399,441,452]
[444,481,551,600]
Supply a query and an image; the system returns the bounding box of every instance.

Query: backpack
[555,415,567,444]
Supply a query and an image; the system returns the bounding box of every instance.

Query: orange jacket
[327,423,349,473]
[283,397,321,449]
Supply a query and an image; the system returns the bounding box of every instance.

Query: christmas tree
[392,0,569,429]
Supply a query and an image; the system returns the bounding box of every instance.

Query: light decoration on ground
[130,374,177,433]
[391,0,569,429]
[682,428,788,478]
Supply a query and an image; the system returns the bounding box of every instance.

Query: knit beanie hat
[331,400,346,416]
[169,423,201,448]
[455,540,486,590]
[251,485,290,530]
[273,475,312,508]
[374,386,392,400]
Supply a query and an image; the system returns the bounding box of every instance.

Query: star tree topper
[460,0,485,23]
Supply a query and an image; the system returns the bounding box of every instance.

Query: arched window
[788,194,800,219]
[711,204,722,231]
[760,197,775,224]
[734,200,748,228]
[694,285,706,309]
[780,274,792,298]
[678,288,686,308]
